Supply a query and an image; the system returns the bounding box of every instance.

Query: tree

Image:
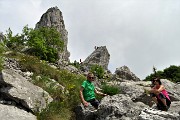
[4,25,64,63]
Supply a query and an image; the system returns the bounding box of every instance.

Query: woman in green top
[80,72,107,109]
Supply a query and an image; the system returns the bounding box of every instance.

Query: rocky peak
[35,6,70,62]
[83,46,110,70]
[115,65,140,81]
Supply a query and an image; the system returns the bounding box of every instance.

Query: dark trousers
[151,93,171,110]
[87,99,100,109]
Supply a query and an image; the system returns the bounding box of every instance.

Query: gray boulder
[97,94,148,120]
[114,66,140,81]
[0,104,36,120]
[75,103,98,120]
[161,79,180,101]
[0,69,53,112]
[139,108,180,120]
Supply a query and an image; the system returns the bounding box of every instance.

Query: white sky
[1,0,180,79]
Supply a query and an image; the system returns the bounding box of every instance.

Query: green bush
[0,42,5,71]
[26,26,64,62]
[101,83,120,96]
[90,64,105,79]
[4,26,64,63]
[144,65,180,83]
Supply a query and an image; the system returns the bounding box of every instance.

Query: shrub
[4,26,64,63]
[90,64,105,79]
[101,83,120,96]
[144,65,180,83]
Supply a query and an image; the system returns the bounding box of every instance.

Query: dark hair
[153,77,162,85]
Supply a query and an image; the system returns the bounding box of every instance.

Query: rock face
[139,108,180,120]
[83,46,110,70]
[35,6,70,62]
[0,69,53,112]
[114,65,140,81]
[0,104,36,120]
[75,79,180,120]
[0,32,4,43]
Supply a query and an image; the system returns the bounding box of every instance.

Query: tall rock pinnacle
[83,46,110,70]
[35,6,70,62]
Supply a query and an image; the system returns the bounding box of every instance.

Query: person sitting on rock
[149,78,171,111]
[79,72,107,109]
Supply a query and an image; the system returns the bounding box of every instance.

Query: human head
[153,77,162,85]
[87,72,95,81]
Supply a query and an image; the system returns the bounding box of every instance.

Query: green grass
[5,51,86,120]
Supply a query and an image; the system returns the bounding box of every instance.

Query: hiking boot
[162,106,169,111]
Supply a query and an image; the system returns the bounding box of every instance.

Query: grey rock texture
[0,32,4,43]
[35,6,70,62]
[114,66,140,81]
[161,79,180,101]
[0,69,53,112]
[75,103,98,120]
[83,46,110,70]
[97,94,148,120]
[0,104,36,120]
[139,108,180,120]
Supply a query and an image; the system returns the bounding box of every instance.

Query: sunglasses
[89,77,94,79]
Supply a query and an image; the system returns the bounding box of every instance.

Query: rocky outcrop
[0,104,36,120]
[161,79,180,101]
[0,32,4,43]
[75,94,148,120]
[97,94,148,120]
[139,108,180,120]
[35,6,70,62]
[75,79,180,120]
[114,65,140,81]
[0,69,53,113]
[83,46,110,70]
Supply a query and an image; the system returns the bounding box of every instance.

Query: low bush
[101,83,120,96]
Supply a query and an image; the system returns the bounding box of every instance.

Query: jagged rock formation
[35,6,70,62]
[139,108,180,120]
[0,104,36,120]
[83,46,110,70]
[114,65,140,81]
[0,69,53,112]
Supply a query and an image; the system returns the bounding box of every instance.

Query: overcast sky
[1,0,180,79]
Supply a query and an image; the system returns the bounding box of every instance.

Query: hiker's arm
[94,89,107,96]
[149,87,159,94]
[157,85,165,92]
[80,87,88,107]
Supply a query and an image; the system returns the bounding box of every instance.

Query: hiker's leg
[152,97,158,104]
[151,93,158,104]
[159,93,167,106]
[89,99,99,109]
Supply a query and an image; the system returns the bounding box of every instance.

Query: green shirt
[81,80,95,101]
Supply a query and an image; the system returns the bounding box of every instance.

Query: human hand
[83,101,89,107]
[144,88,150,95]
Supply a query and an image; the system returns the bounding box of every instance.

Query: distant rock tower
[83,46,110,70]
[0,32,4,43]
[35,6,70,62]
